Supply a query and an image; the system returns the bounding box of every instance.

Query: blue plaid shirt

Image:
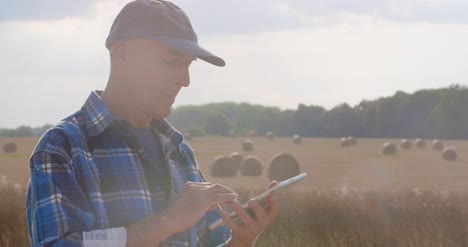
[26,91,231,246]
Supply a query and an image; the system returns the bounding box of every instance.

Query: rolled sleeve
[27,150,95,247]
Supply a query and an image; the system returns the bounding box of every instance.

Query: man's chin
[154,108,172,119]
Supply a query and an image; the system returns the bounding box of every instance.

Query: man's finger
[230,201,254,226]
[207,203,220,211]
[206,192,238,206]
[203,183,236,195]
[184,182,213,188]
[220,210,241,232]
[268,181,278,189]
[248,199,266,220]
[264,196,279,223]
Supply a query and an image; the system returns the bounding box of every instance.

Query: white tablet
[208,172,307,230]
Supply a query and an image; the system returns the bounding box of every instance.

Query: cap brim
[152,37,225,67]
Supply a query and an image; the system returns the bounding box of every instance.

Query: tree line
[168,85,468,140]
[2,85,467,140]
[0,125,52,137]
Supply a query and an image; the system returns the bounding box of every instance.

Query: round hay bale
[229,152,244,168]
[400,139,412,149]
[240,156,263,176]
[340,137,350,147]
[432,140,444,150]
[443,147,457,161]
[248,130,257,138]
[228,130,236,138]
[242,140,254,152]
[382,142,397,155]
[347,136,357,146]
[3,142,17,154]
[210,155,237,177]
[293,134,302,144]
[183,132,192,141]
[268,153,301,181]
[415,138,426,148]
[266,131,275,140]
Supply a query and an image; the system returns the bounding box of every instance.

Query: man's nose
[177,66,190,87]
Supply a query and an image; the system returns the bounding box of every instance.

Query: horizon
[1,84,461,129]
[1,0,468,128]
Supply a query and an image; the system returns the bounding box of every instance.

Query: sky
[1,0,468,128]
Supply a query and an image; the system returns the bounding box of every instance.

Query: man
[26,0,278,246]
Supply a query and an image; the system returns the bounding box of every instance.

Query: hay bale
[266,131,275,140]
[229,152,244,168]
[293,134,302,144]
[242,140,254,152]
[382,142,397,155]
[248,130,257,138]
[415,138,426,148]
[3,142,17,154]
[268,153,301,181]
[340,137,350,147]
[240,156,263,176]
[347,136,357,146]
[400,139,412,149]
[443,147,457,161]
[228,130,236,138]
[210,155,238,177]
[432,140,444,150]
[183,132,192,141]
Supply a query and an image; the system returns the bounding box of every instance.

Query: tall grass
[0,176,28,247]
[3,179,468,247]
[253,188,468,247]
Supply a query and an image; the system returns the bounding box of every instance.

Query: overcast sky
[1,0,468,128]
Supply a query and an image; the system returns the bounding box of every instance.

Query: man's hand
[167,182,238,233]
[126,182,237,247]
[221,182,279,247]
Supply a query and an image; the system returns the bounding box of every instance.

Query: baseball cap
[105,0,225,67]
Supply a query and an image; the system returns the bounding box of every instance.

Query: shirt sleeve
[27,149,94,246]
[27,150,129,247]
[27,146,102,247]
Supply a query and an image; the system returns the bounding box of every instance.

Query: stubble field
[1,136,468,246]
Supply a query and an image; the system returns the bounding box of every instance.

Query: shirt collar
[81,90,185,147]
[151,118,184,155]
[81,90,118,137]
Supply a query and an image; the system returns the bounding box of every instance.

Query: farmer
[26,0,278,246]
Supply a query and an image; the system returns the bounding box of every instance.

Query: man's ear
[110,40,128,65]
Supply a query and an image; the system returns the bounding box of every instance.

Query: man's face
[123,39,195,119]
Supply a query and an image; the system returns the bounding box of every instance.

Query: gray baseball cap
[105,0,225,67]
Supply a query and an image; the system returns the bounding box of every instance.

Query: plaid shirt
[26,91,231,247]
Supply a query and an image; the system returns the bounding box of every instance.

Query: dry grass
[0,177,28,247]
[254,188,468,247]
[2,137,468,246]
[3,181,468,246]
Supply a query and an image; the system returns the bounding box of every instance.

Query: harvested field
[3,137,468,192]
[2,137,468,246]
